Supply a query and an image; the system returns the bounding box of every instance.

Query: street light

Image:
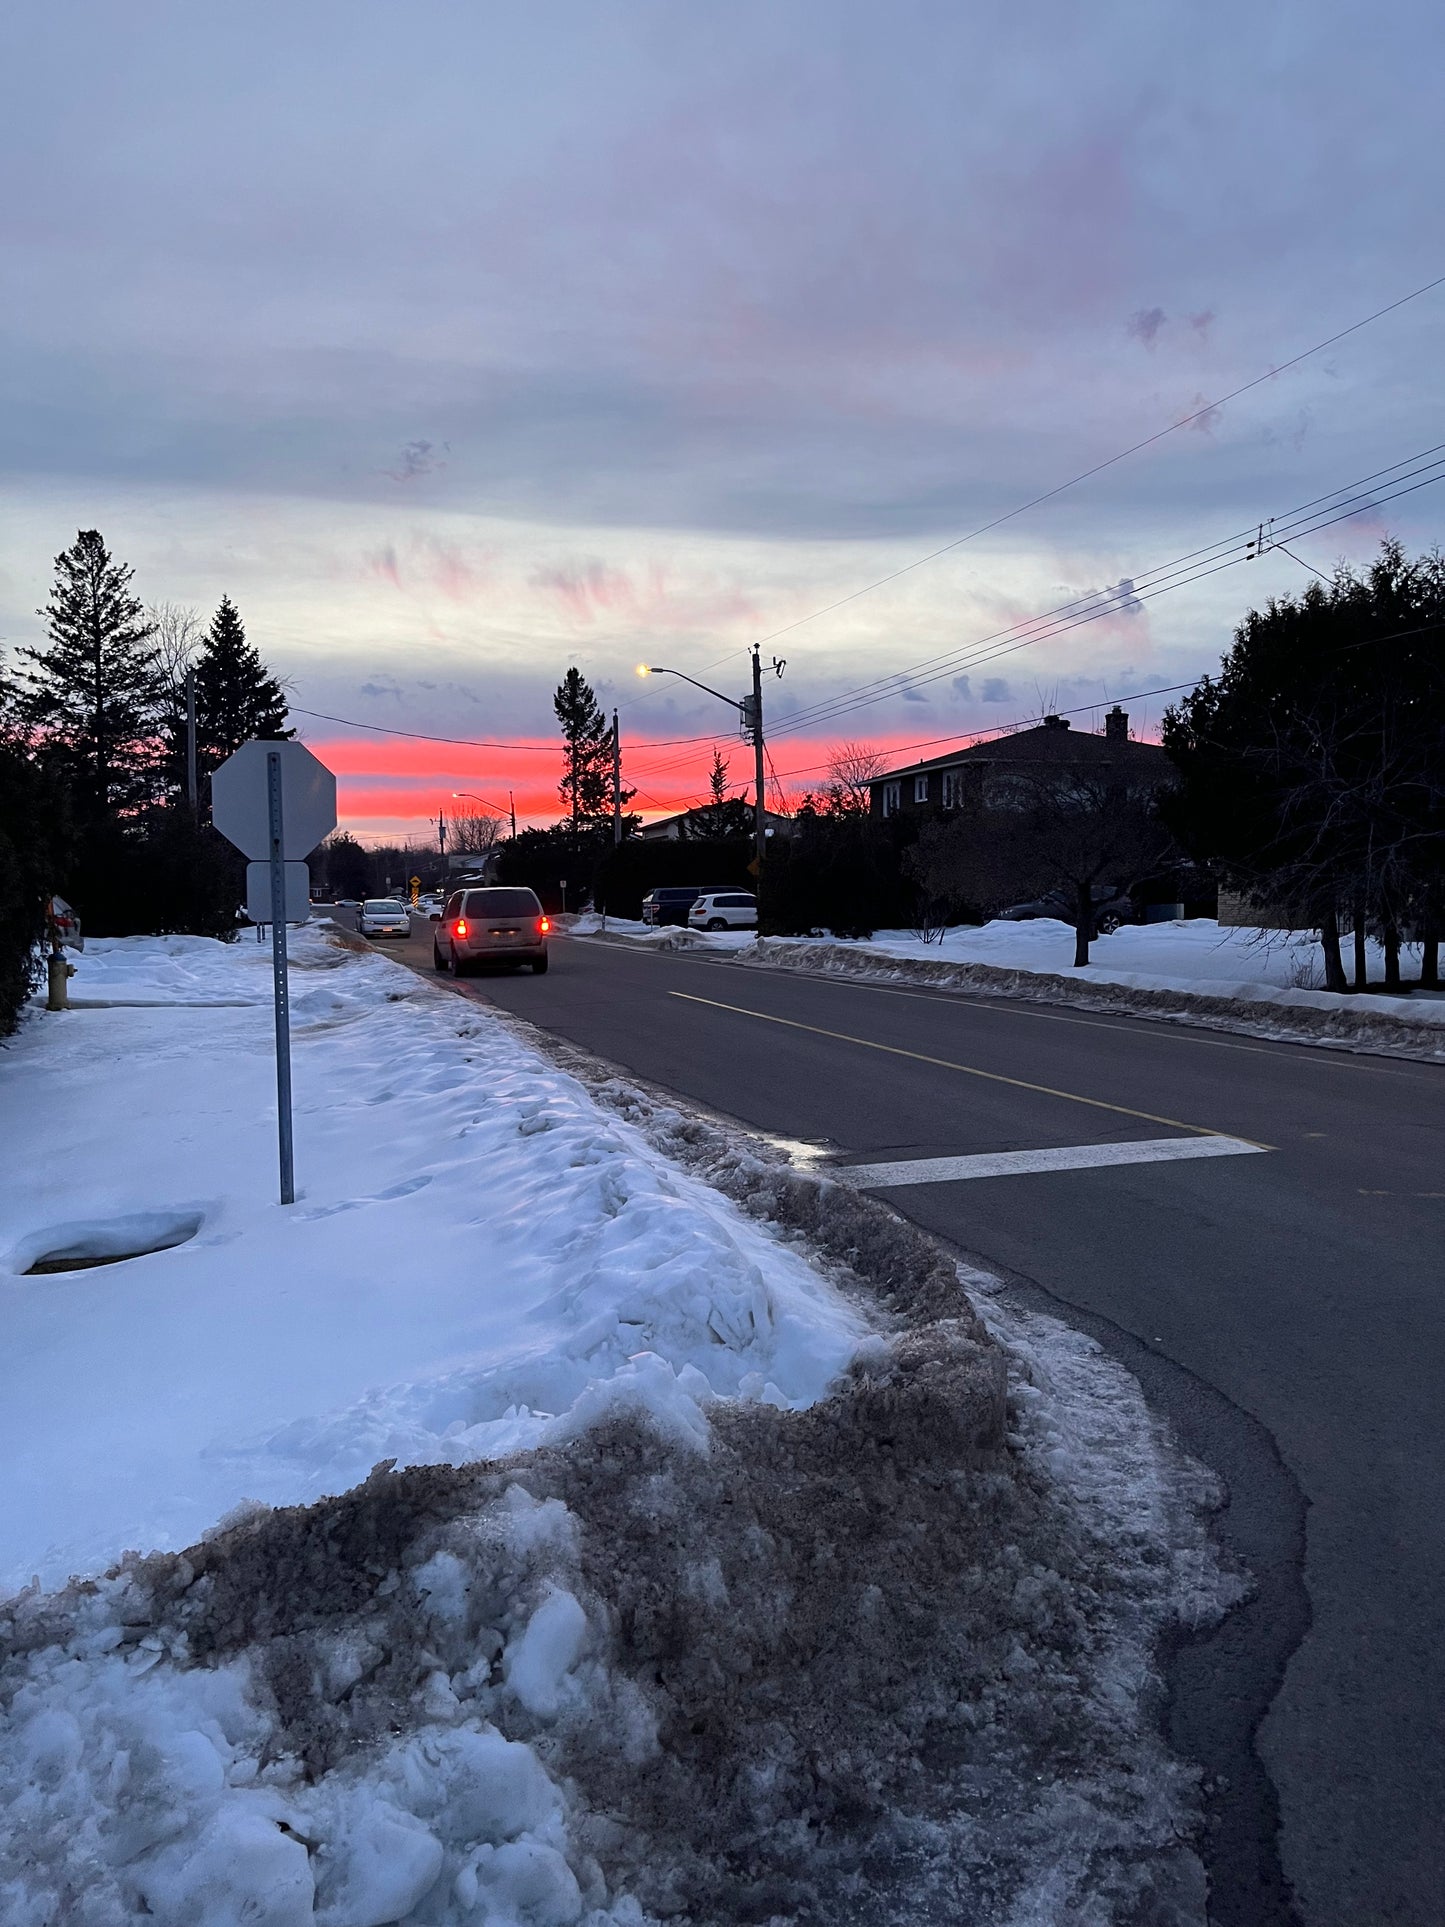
[636,652,779,874]
[452,789,516,838]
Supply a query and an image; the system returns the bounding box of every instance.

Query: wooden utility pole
[185,670,198,811]
[751,645,766,872]
[612,711,623,846]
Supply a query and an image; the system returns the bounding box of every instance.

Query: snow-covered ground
[0,928,1239,1925]
[3,929,863,1592]
[577,913,1445,1029]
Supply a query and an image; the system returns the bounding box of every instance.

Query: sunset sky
[2,2,1441,840]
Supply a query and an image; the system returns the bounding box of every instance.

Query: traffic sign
[246,861,310,924]
[212,740,336,860]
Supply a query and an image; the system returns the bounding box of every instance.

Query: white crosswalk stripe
[834,1135,1267,1188]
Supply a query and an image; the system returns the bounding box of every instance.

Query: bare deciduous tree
[448,808,503,856]
[146,602,204,705]
[809,741,887,818]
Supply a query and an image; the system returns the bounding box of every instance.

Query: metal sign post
[212,738,337,1206]
[267,750,296,1205]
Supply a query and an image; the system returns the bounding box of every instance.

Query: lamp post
[637,648,781,874]
[452,789,516,838]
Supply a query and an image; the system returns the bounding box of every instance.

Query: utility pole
[750,644,766,874]
[509,791,516,839]
[185,670,198,812]
[437,809,447,858]
[612,710,622,846]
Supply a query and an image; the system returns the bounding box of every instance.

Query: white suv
[687,890,757,932]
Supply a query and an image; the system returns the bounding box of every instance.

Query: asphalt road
[379,917,1445,1927]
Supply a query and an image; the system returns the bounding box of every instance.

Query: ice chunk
[504,1589,589,1719]
[470,1838,584,1926]
[133,1797,314,1927]
[313,1797,444,1926]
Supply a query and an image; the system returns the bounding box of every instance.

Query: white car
[687,890,757,932]
[359,898,411,938]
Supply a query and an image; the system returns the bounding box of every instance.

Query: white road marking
[834,1135,1267,1188]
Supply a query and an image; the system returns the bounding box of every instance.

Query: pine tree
[19,530,163,823]
[194,595,291,776]
[553,668,616,840]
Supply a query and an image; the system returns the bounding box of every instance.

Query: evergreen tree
[193,595,291,778]
[0,660,73,1033]
[19,530,163,824]
[1164,539,1445,990]
[553,668,619,839]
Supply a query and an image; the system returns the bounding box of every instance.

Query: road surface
[380,918,1445,1927]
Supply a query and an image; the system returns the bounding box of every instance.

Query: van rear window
[464,889,541,917]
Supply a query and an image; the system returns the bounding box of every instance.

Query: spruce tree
[20,530,163,824]
[194,595,291,776]
[553,668,617,840]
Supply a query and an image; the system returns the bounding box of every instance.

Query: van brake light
[539,916,550,933]
[455,919,468,938]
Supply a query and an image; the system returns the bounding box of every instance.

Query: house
[636,805,793,843]
[867,708,1173,818]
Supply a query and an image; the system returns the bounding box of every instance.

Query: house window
[941,768,963,809]
[881,781,901,817]
[913,774,929,804]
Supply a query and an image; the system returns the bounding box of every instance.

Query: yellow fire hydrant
[46,952,75,1011]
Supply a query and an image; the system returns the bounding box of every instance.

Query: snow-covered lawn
[2,928,862,1592]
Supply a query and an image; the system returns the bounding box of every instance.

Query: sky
[2,0,1442,840]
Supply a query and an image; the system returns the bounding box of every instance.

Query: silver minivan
[432,886,550,975]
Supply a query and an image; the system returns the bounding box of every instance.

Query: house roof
[871,719,1172,785]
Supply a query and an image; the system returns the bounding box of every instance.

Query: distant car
[997,888,1136,934]
[336,898,360,910]
[640,885,732,927]
[687,890,758,932]
[433,886,550,975]
[359,898,411,938]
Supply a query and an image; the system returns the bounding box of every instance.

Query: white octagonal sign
[212,740,337,860]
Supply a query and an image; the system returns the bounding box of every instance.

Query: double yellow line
[668,989,1271,1146]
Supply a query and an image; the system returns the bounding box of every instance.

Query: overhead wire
[765,443,1445,735]
[618,268,1445,711]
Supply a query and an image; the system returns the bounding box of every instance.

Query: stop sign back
[212,740,337,859]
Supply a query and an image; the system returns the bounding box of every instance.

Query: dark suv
[640,886,717,927]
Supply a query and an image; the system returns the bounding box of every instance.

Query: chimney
[1105,706,1128,742]
[1042,713,1070,731]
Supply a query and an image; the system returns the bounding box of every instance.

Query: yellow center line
[668,989,1274,1148]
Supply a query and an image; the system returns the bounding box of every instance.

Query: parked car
[358,898,411,938]
[640,885,733,927]
[687,890,758,932]
[997,887,1136,934]
[433,886,550,975]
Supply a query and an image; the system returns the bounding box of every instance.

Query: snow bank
[582,916,1445,1056]
[1,926,864,1592]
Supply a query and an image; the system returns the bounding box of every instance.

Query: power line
[626,441,1445,792]
[621,268,1445,708]
[763,450,1445,740]
[768,441,1445,735]
[290,705,719,752]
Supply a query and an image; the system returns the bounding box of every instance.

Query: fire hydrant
[46,950,75,1011]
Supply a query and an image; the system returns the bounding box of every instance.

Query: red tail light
[455,919,468,938]
[539,916,551,933]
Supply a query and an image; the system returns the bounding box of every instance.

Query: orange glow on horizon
[313,714,1159,839]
